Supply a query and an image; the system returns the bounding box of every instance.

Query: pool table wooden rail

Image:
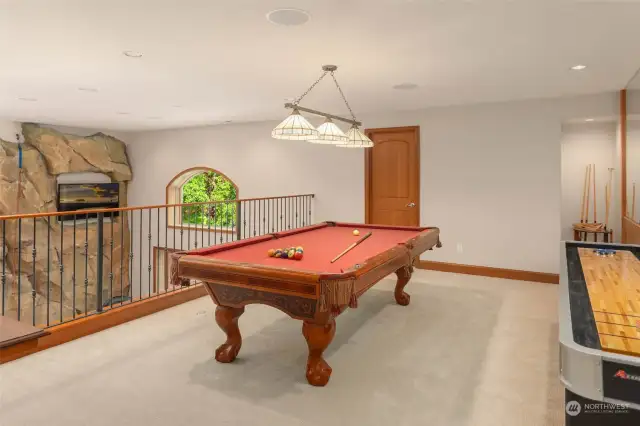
[175,224,441,321]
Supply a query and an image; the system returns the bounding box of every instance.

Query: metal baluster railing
[147,209,152,299]
[186,205,191,250]
[96,212,104,313]
[110,211,114,309]
[59,217,64,322]
[84,213,89,316]
[73,214,76,317]
[0,194,313,328]
[119,212,123,307]
[31,218,36,325]
[17,218,21,321]
[1,220,5,316]
[129,210,134,305]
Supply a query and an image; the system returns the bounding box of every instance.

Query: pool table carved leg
[214,305,244,363]
[302,319,336,386]
[394,265,414,306]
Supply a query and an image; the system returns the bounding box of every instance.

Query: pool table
[172,221,441,386]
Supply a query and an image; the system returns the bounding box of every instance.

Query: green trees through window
[181,171,237,227]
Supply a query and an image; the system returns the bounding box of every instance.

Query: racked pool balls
[268,246,304,260]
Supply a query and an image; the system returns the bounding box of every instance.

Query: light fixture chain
[294,70,329,105]
[330,71,357,121]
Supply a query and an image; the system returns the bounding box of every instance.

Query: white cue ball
[353,229,360,236]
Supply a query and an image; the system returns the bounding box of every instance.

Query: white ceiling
[628,70,640,90]
[1,0,640,131]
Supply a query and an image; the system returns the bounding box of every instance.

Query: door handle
[406,202,416,208]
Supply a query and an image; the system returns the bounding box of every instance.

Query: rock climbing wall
[0,124,133,326]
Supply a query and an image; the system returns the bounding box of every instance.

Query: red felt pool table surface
[187,222,425,274]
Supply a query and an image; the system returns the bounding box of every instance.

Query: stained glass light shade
[272,109,318,140]
[337,125,374,148]
[306,118,348,144]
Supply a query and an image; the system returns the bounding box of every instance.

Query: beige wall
[126,92,620,274]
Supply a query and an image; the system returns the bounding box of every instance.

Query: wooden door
[365,126,420,226]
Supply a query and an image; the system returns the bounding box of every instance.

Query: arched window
[166,167,238,227]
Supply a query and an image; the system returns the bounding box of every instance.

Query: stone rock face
[0,141,55,214]
[0,124,133,326]
[21,123,132,181]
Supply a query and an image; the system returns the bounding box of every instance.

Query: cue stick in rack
[585,164,591,223]
[633,183,637,221]
[592,164,597,224]
[330,232,373,263]
[581,165,589,222]
[604,184,609,230]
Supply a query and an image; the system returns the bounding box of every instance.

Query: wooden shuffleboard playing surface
[578,247,640,357]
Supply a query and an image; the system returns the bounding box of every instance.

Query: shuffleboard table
[173,221,441,386]
[560,241,640,425]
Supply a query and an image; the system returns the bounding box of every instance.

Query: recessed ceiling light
[585,118,594,122]
[266,8,310,26]
[123,50,143,58]
[393,83,419,90]
[78,87,99,92]
[18,97,37,102]
[146,116,161,120]
[172,105,182,108]
[223,120,233,124]
[571,64,587,71]
[116,112,131,115]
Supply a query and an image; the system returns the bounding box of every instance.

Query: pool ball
[296,246,303,251]
[294,251,303,260]
[288,250,295,259]
[267,249,275,257]
[280,252,289,259]
[353,229,360,236]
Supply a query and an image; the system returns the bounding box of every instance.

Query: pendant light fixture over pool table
[271,65,373,148]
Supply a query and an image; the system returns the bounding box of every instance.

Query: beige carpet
[0,270,562,426]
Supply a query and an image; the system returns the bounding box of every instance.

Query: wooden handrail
[0,194,315,221]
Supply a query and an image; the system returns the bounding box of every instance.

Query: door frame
[364,126,421,225]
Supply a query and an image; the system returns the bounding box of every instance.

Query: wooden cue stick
[608,168,614,228]
[330,232,373,263]
[604,184,609,229]
[633,183,637,221]
[592,164,597,223]
[585,164,591,223]
[581,164,589,222]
